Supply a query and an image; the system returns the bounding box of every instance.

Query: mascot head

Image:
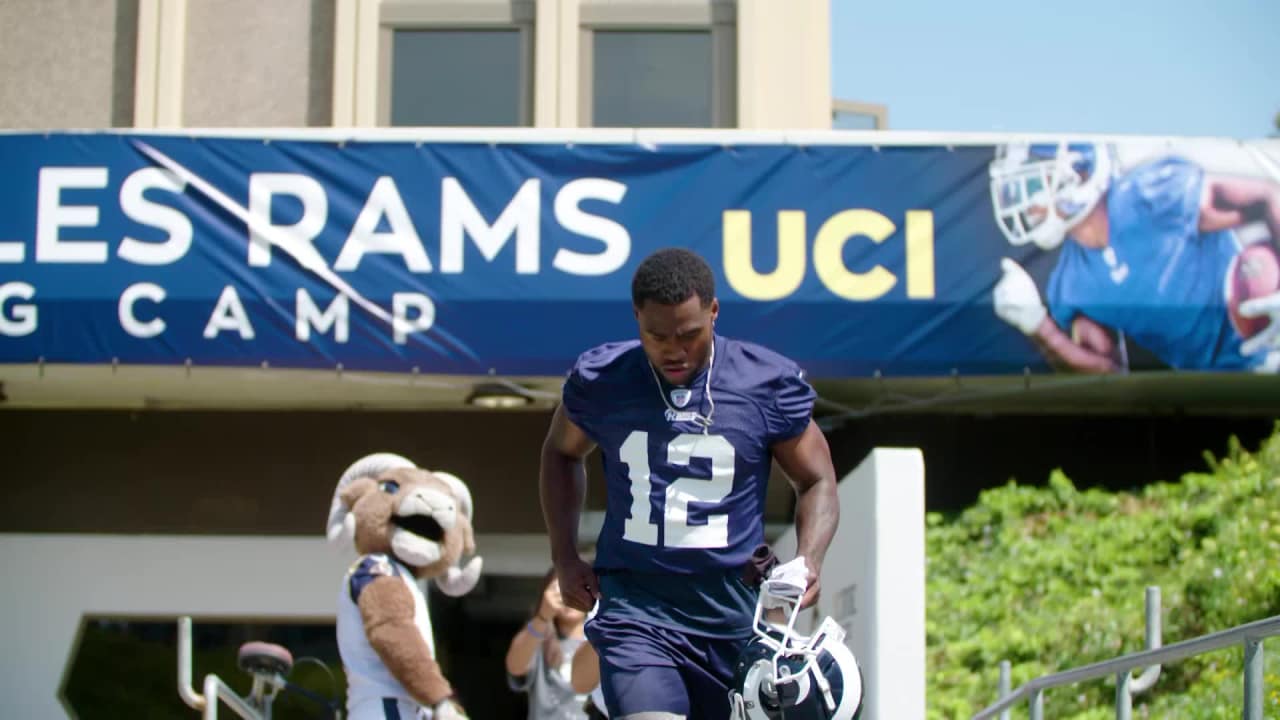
[327,453,483,596]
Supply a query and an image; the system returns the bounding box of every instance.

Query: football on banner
[1227,243,1280,339]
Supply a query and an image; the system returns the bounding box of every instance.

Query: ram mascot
[325,453,483,719]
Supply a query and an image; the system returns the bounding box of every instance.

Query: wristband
[526,620,547,639]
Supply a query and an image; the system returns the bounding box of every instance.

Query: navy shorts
[585,612,748,719]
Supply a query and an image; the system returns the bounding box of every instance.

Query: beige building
[1,0,835,132]
[0,1,848,718]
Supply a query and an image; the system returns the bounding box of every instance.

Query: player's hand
[762,556,814,609]
[554,555,600,613]
[432,697,468,719]
[800,562,822,610]
[993,258,1048,335]
[1238,291,1280,357]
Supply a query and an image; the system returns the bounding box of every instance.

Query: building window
[832,99,888,130]
[389,29,528,126]
[380,1,534,127]
[332,0,534,127]
[591,30,712,128]
[579,1,735,128]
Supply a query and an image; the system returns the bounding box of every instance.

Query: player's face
[1025,202,1050,226]
[634,294,719,386]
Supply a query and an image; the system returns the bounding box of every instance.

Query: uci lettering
[722,208,935,301]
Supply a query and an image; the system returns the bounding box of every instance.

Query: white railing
[972,588,1279,720]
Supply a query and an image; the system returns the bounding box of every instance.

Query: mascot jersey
[562,334,814,636]
[337,554,436,709]
[1046,157,1254,370]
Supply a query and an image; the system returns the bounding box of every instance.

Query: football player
[989,141,1280,372]
[539,248,840,719]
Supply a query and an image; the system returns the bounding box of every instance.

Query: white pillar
[134,0,188,128]
[771,447,927,720]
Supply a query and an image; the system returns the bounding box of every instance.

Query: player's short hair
[631,248,716,308]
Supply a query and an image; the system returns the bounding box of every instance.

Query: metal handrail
[178,616,285,720]
[973,610,1280,719]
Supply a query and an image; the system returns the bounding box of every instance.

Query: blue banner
[1,132,1278,377]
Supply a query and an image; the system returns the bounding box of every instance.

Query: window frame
[577,0,736,128]
[379,0,535,127]
[335,0,535,127]
[832,99,889,131]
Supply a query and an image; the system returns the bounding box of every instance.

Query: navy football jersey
[562,334,815,636]
[562,334,815,574]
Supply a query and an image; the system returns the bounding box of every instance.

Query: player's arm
[1203,175,1280,356]
[1028,314,1121,373]
[539,404,600,612]
[994,257,1119,373]
[1200,175,1280,241]
[772,420,839,609]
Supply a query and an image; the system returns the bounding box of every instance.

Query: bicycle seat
[237,641,294,677]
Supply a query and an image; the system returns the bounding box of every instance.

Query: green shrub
[927,425,1280,719]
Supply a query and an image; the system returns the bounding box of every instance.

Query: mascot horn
[425,470,483,597]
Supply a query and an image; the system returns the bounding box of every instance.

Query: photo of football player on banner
[4,131,1279,380]
[989,140,1280,374]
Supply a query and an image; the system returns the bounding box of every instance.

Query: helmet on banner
[989,141,1113,251]
[728,583,864,720]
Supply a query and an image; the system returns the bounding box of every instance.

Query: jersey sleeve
[561,342,633,441]
[347,553,399,603]
[1122,157,1203,237]
[764,364,816,443]
[561,363,594,437]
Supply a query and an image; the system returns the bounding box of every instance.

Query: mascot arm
[358,576,456,706]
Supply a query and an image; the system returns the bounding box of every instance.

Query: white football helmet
[989,141,1113,251]
[728,577,864,719]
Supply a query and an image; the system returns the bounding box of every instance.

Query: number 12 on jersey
[618,430,736,549]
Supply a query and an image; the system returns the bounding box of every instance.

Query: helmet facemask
[730,579,864,719]
[990,141,1112,251]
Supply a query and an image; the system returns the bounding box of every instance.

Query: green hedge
[926,425,1280,719]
